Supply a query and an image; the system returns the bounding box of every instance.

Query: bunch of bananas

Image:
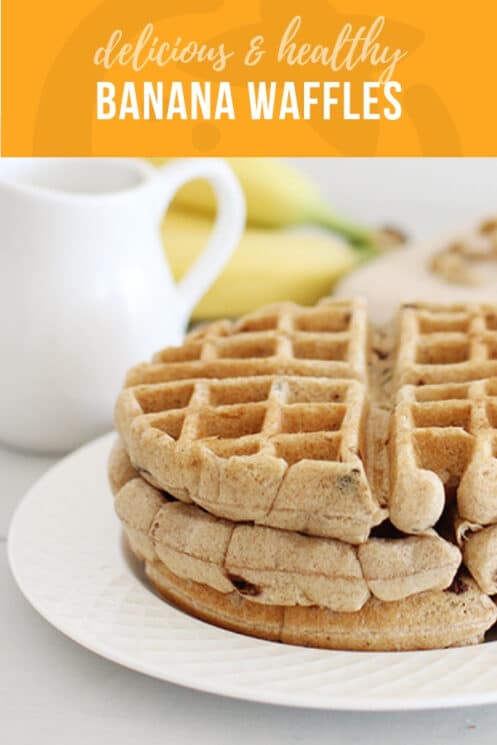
[151,158,387,320]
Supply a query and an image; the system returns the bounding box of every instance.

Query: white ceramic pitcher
[0,158,245,453]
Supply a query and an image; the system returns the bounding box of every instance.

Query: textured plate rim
[7,432,497,712]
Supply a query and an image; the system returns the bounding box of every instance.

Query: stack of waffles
[109,298,497,650]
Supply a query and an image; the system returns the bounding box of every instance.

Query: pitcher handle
[154,158,245,324]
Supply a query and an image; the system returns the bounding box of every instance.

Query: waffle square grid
[116,299,497,550]
[391,304,497,533]
[116,299,385,544]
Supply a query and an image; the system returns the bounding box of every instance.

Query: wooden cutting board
[336,219,497,325]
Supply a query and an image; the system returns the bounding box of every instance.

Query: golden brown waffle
[116,298,386,544]
[109,442,497,650]
[110,441,462,613]
[147,561,496,652]
[395,303,497,387]
[126,298,368,386]
[114,298,497,587]
[110,293,497,650]
[390,303,497,534]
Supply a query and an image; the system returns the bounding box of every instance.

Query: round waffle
[111,298,497,649]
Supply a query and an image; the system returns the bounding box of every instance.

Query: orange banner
[2,0,496,156]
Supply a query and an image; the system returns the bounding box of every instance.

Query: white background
[2,158,497,744]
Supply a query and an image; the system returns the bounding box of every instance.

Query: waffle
[116,299,497,543]
[148,562,495,652]
[126,298,368,385]
[110,441,462,612]
[110,441,497,650]
[395,303,497,387]
[116,298,386,544]
[455,516,497,595]
[390,303,497,534]
[112,298,497,642]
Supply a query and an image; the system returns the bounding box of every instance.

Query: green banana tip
[313,207,408,256]
[314,212,377,250]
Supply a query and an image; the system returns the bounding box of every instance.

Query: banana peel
[162,210,358,320]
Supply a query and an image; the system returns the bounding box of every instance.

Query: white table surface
[3,158,497,743]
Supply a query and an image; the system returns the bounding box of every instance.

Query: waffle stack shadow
[111,299,497,651]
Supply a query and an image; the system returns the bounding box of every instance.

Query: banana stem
[311,206,379,252]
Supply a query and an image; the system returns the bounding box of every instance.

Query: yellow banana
[151,158,375,248]
[162,210,357,320]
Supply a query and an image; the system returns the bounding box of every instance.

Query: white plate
[8,433,497,711]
